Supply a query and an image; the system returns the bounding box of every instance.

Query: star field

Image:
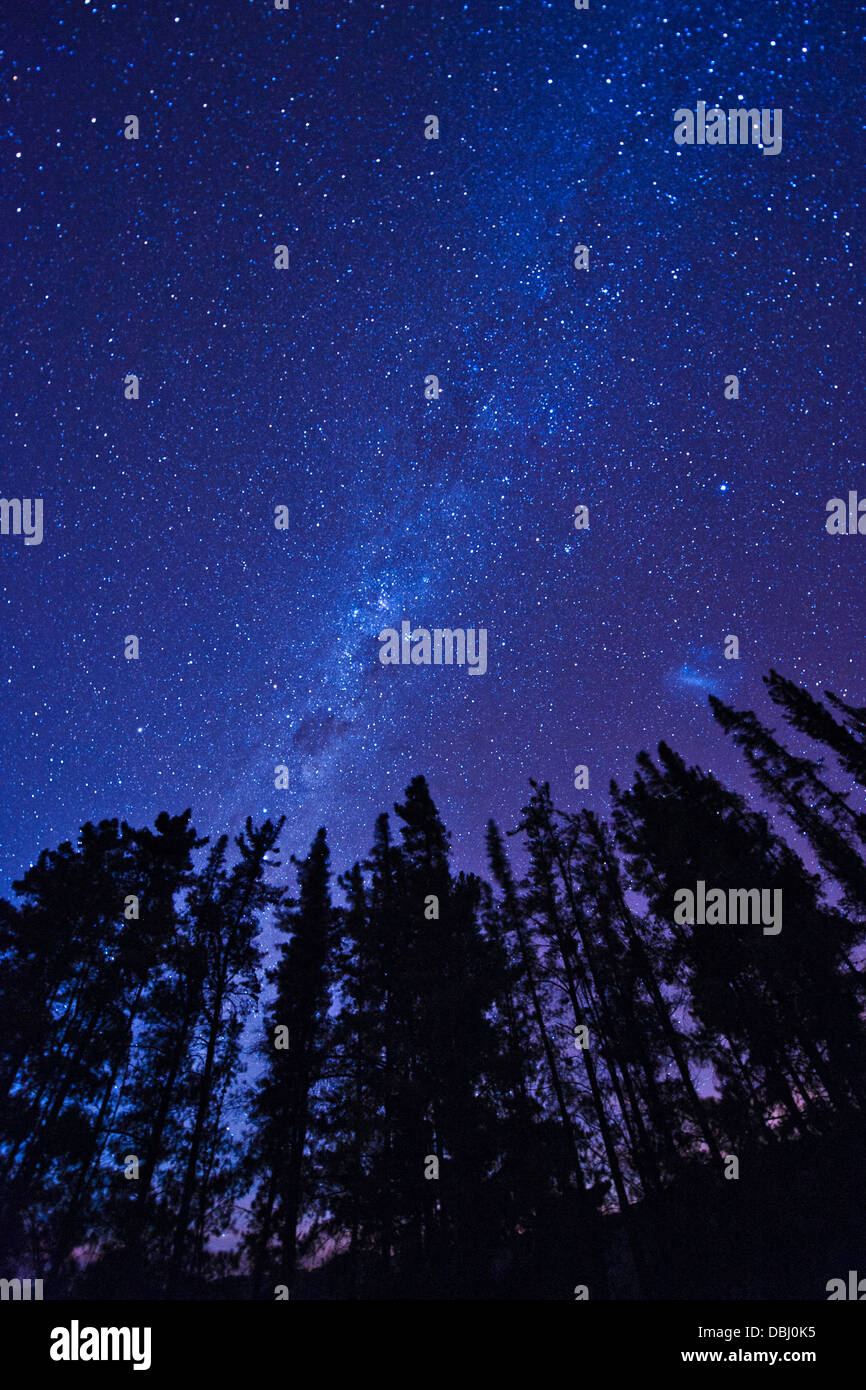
[1,0,864,890]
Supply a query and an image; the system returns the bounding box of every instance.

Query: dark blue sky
[1,0,863,894]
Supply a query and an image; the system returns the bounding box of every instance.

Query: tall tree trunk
[168,981,225,1289]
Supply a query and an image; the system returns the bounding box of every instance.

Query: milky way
[1,0,863,893]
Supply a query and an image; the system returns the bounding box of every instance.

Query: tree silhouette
[2,676,866,1299]
[245,827,335,1297]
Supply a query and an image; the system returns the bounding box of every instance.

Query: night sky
[2,0,863,896]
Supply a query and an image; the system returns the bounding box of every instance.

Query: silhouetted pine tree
[245,827,335,1297]
[385,777,506,1294]
[306,858,382,1296]
[165,817,283,1292]
[0,812,201,1277]
[506,786,622,1296]
[108,834,223,1289]
[360,810,406,1281]
[615,744,866,1137]
[486,816,583,1208]
[49,812,204,1280]
[476,853,545,1245]
[765,669,866,789]
[563,810,679,1201]
[515,786,630,1208]
[710,694,866,917]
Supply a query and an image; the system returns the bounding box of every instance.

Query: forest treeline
[2,670,866,1300]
